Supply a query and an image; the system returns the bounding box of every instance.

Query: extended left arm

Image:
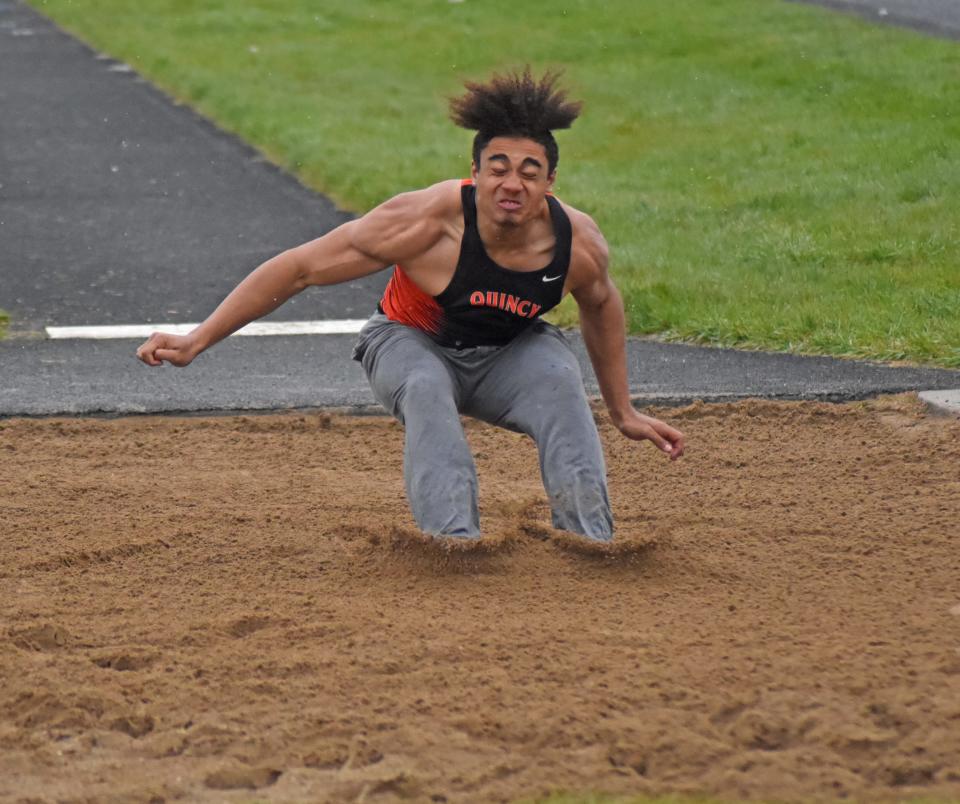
[573,271,686,461]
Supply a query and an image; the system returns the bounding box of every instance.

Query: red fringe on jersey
[380,266,444,335]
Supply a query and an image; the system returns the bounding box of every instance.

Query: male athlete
[137,69,685,541]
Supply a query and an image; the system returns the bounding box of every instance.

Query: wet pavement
[791,0,960,39]
[2,0,958,418]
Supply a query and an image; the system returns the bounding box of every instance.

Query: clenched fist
[136,332,200,367]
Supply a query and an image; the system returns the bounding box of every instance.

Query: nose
[502,173,522,192]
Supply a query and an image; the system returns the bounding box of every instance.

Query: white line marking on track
[45,320,368,340]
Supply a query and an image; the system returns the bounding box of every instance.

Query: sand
[1,394,959,803]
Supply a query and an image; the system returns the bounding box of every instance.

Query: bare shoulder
[373,179,463,218]
[556,199,610,286]
[361,179,460,231]
[351,180,463,264]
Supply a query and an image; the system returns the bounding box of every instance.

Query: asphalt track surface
[791,0,960,39]
[2,0,959,418]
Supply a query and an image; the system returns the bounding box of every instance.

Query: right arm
[136,184,452,367]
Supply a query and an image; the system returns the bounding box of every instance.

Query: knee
[531,391,597,446]
[537,424,607,488]
[393,372,461,431]
[527,359,584,398]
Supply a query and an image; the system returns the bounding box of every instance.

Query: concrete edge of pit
[918,389,960,417]
[0,389,934,421]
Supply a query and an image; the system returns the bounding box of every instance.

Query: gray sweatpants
[353,313,613,540]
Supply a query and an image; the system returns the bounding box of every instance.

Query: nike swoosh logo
[542,275,563,283]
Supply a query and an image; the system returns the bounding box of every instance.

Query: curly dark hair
[449,67,583,175]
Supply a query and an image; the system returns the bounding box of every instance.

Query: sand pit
[1,394,959,802]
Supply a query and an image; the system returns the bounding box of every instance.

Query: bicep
[287,223,386,288]
[569,228,615,314]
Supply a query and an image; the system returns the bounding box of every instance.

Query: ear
[546,169,557,191]
[470,160,479,181]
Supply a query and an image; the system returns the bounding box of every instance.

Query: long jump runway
[2,0,959,417]
[3,2,960,802]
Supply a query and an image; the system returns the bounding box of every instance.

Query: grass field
[28,0,960,366]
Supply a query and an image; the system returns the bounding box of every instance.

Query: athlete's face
[471,137,556,227]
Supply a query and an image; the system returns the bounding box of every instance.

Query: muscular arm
[137,184,452,366]
[570,219,685,460]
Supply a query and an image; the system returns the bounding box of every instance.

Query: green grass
[0,311,8,338]
[29,0,960,366]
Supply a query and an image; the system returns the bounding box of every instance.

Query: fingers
[136,335,162,366]
[658,436,683,461]
[632,423,676,457]
[137,332,196,368]
[136,333,173,366]
[659,424,685,461]
[154,348,182,365]
[621,414,686,460]
[646,430,673,456]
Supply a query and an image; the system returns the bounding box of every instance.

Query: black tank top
[379,180,573,348]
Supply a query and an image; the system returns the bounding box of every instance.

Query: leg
[463,323,613,541]
[356,317,480,537]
